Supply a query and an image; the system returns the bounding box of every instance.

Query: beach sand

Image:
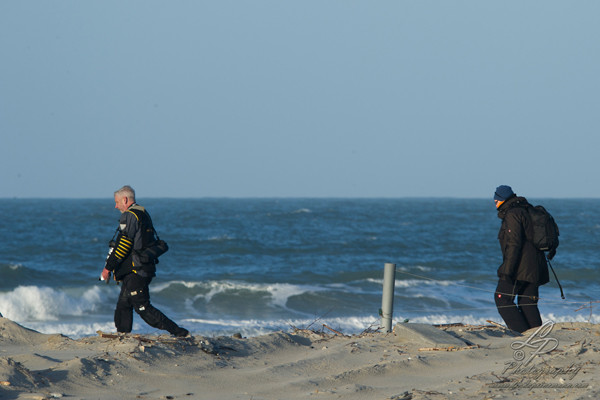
[1,317,598,400]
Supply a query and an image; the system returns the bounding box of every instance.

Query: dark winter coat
[497,196,549,286]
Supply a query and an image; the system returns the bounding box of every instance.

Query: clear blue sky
[1,1,598,198]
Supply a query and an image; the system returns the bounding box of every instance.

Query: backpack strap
[547,257,565,300]
[127,205,162,241]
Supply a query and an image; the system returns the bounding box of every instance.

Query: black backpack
[526,204,564,299]
[526,204,560,252]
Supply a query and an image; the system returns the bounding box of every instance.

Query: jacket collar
[497,195,527,219]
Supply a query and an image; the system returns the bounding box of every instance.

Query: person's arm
[497,212,525,281]
[104,212,137,272]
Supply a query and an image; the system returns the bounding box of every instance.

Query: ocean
[1,198,599,338]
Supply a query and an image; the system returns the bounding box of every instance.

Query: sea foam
[0,285,104,322]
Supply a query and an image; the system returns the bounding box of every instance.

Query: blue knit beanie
[494,185,515,201]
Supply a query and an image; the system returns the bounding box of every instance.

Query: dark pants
[114,273,180,334]
[494,279,542,333]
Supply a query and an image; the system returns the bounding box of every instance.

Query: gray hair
[114,185,136,201]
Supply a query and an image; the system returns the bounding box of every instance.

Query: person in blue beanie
[493,185,549,333]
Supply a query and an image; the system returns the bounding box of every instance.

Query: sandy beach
[1,317,598,400]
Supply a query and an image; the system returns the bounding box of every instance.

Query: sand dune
[1,317,598,399]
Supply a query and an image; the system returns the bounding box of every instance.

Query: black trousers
[114,273,180,334]
[494,279,542,333]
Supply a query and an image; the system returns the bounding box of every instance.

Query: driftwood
[435,322,504,332]
[485,320,508,330]
[96,330,180,344]
[322,324,350,337]
[433,323,466,328]
[418,344,480,352]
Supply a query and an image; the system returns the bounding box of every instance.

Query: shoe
[172,327,189,337]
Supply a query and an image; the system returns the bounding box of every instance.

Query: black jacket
[497,196,549,285]
[106,204,158,280]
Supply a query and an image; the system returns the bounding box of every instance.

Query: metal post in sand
[381,263,396,333]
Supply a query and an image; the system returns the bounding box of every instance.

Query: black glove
[547,248,556,260]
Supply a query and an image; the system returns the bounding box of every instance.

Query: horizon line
[1,196,599,200]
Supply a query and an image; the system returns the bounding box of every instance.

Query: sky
[1,1,599,199]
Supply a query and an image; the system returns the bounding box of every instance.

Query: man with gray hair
[101,185,189,337]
